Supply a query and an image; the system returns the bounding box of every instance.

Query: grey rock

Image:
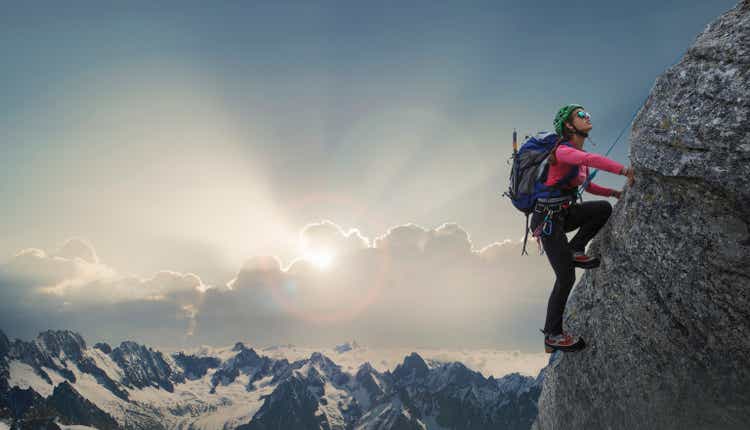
[533,2,750,430]
[94,342,112,354]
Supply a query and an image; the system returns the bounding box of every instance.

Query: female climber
[530,104,635,353]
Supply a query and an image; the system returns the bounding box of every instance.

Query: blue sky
[0,1,739,348]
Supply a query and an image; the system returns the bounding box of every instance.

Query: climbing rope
[577,49,689,200]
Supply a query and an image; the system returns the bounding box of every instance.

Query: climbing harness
[530,197,574,255]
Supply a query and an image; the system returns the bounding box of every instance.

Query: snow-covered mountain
[0,329,547,430]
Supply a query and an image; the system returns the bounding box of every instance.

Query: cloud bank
[0,223,561,352]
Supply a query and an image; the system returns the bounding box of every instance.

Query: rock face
[111,341,183,392]
[48,381,120,430]
[534,2,750,430]
[36,330,87,362]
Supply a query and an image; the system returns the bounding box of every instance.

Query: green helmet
[553,104,584,136]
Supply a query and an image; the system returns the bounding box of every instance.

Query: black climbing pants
[529,200,613,335]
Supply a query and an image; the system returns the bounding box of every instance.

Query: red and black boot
[544,331,586,353]
[572,251,600,269]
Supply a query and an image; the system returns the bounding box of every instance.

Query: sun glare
[304,249,335,271]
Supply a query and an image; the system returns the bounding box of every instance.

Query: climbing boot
[572,252,600,269]
[544,332,586,353]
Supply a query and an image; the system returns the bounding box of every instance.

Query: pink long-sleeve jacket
[544,144,625,197]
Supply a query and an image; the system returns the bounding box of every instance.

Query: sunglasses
[576,111,591,120]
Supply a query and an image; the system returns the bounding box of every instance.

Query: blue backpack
[503,131,579,255]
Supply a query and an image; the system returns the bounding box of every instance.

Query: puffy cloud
[373,224,431,257]
[0,238,211,346]
[478,239,528,262]
[2,239,104,294]
[423,223,473,259]
[210,221,556,351]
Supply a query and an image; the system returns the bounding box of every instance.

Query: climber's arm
[556,145,625,175]
[585,181,617,197]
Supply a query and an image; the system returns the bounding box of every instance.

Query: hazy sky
[0,1,738,350]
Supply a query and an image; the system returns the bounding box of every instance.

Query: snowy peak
[307,352,349,386]
[110,340,181,392]
[232,341,247,352]
[8,336,76,385]
[391,352,429,382]
[355,362,386,402]
[36,330,87,362]
[357,361,375,373]
[308,351,337,371]
[495,372,538,396]
[93,342,112,354]
[210,345,272,391]
[433,360,492,390]
[233,346,262,365]
[236,374,329,430]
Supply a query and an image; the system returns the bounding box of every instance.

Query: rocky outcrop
[356,362,386,405]
[171,352,220,380]
[48,381,120,429]
[390,353,429,382]
[94,342,112,354]
[209,345,273,391]
[36,330,86,363]
[2,382,120,430]
[110,341,183,392]
[386,357,540,430]
[8,337,76,384]
[76,355,129,400]
[4,386,61,429]
[236,374,332,430]
[534,2,750,430]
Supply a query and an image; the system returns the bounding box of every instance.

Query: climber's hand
[627,168,635,186]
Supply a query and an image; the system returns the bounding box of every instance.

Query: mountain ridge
[0,328,546,430]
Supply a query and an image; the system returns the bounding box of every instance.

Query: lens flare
[304,249,334,271]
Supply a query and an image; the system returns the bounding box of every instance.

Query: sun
[304,249,335,271]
